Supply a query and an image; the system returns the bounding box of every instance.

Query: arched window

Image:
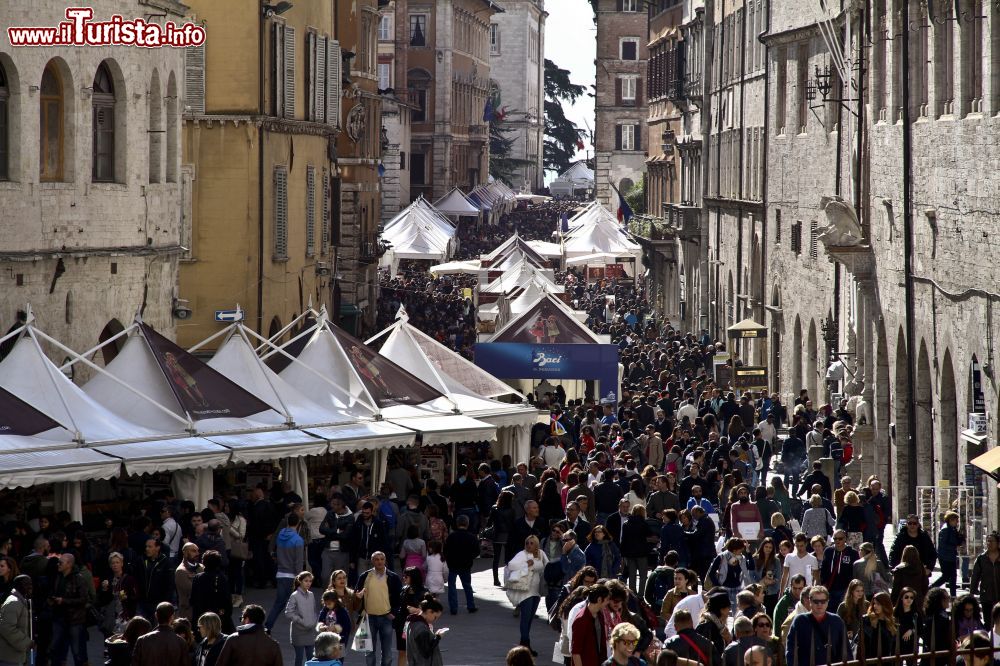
[0,62,8,180]
[166,72,178,182]
[92,63,116,182]
[40,63,64,181]
[148,70,162,183]
[98,319,126,366]
[407,68,432,122]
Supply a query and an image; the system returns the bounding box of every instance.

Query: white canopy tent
[368,316,534,465]
[480,259,560,295]
[429,260,482,276]
[433,188,481,218]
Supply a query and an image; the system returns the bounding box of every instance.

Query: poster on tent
[328,325,444,408]
[492,300,595,345]
[474,342,620,403]
[0,386,62,435]
[140,323,274,420]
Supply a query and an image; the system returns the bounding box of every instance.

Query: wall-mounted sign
[733,366,769,389]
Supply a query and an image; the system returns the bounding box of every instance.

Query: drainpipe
[900,0,919,514]
[257,10,266,335]
[714,0,725,338]
[736,0,747,322]
[700,1,715,338]
[760,0,770,342]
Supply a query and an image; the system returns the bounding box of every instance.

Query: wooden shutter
[272,23,284,116]
[274,166,288,260]
[306,165,316,256]
[634,125,641,151]
[321,166,330,251]
[615,125,623,150]
[636,77,643,106]
[615,77,622,105]
[284,25,296,119]
[185,44,205,114]
[616,0,624,10]
[327,40,342,128]
[306,32,315,120]
[316,36,327,123]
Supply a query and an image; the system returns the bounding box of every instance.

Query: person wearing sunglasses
[892,586,923,658]
[888,514,938,576]
[604,622,643,666]
[784,585,849,666]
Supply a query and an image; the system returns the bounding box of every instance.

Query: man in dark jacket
[443,515,480,615]
[785,585,849,666]
[348,501,387,584]
[216,604,283,666]
[476,463,500,517]
[20,537,55,666]
[664,609,719,666]
[319,494,355,582]
[798,462,833,500]
[889,514,938,572]
[138,538,174,621]
[131,602,190,666]
[508,501,545,564]
[247,486,277,587]
[594,470,624,525]
[780,433,807,496]
[49,553,91,666]
[819,531,859,610]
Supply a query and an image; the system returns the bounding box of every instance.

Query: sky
[543,0,596,179]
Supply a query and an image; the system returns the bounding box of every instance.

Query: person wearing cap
[696,591,733,658]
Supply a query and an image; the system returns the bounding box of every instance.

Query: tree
[624,175,646,216]
[488,89,533,185]
[544,58,587,175]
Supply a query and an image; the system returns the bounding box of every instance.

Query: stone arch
[166,71,178,183]
[873,319,890,481]
[39,57,75,182]
[268,316,284,342]
[92,58,128,183]
[893,328,911,513]
[915,339,934,486]
[807,319,819,403]
[148,68,163,183]
[938,348,958,483]
[619,177,634,194]
[770,285,782,393]
[791,315,803,396]
[98,318,126,366]
[0,53,22,180]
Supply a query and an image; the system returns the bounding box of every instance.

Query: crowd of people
[452,201,574,260]
[1,208,997,666]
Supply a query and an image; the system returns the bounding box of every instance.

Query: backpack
[378,502,397,534]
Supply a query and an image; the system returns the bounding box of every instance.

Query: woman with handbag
[486,491,516,587]
[227,502,249,608]
[505,535,548,657]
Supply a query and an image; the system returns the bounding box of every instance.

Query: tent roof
[0,448,121,488]
[207,329,355,427]
[83,323,284,434]
[0,330,162,444]
[433,188,481,217]
[490,292,603,344]
[429,260,482,276]
[93,437,232,476]
[525,240,563,259]
[481,260,560,294]
[204,429,328,464]
[556,162,595,182]
[563,219,642,258]
[727,317,768,333]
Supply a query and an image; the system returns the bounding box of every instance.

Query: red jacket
[572,608,608,666]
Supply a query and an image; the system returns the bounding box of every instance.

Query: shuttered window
[284,25,296,119]
[306,165,316,257]
[274,166,288,260]
[327,40,342,128]
[315,36,327,123]
[809,220,818,259]
[272,23,285,116]
[321,167,330,252]
[185,43,205,114]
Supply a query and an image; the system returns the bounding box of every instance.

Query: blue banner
[474,342,620,402]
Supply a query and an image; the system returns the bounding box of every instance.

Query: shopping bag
[352,613,373,653]
[552,640,563,664]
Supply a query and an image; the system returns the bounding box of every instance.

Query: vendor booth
[475,293,620,406]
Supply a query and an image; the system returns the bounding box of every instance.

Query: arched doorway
[770,285,782,394]
[893,328,911,514]
[915,340,934,487]
[807,320,819,403]
[791,316,803,395]
[98,319,125,365]
[874,320,891,481]
[938,349,958,482]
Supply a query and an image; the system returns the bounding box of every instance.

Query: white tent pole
[318,319,384,417]
[242,325,382,416]
[235,326,295,426]
[187,322,237,354]
[262,307,321,349]
[258,320,320,360]
[32,327,195,431]
[58,323,139,371]
[0,323,27,348]
[26,328,83,440]
[400,325,461,413]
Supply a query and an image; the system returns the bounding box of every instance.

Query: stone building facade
[594,0,649,207]
[0,0,187,373]
[489,0,546,193]
[378,1,413,225]
[403,0,500,201]
[635,0,1000,525]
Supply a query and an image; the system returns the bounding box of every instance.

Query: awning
[388,414,497,446]
[94,437,232,476]
[303,421,416,453]
[206,429,328,464]
[962,429,989,446]
[0,448,121,488]
[970,445,1000,473]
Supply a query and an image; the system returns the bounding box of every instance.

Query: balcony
[629,217,674,241]
[359,230,387,264]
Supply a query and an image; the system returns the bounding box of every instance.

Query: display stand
[915,483,985,561]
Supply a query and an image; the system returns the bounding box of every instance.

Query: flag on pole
[610,182,633,224]
[576,138,585,150]
[482,98,494,122]
[550,414,567,436]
